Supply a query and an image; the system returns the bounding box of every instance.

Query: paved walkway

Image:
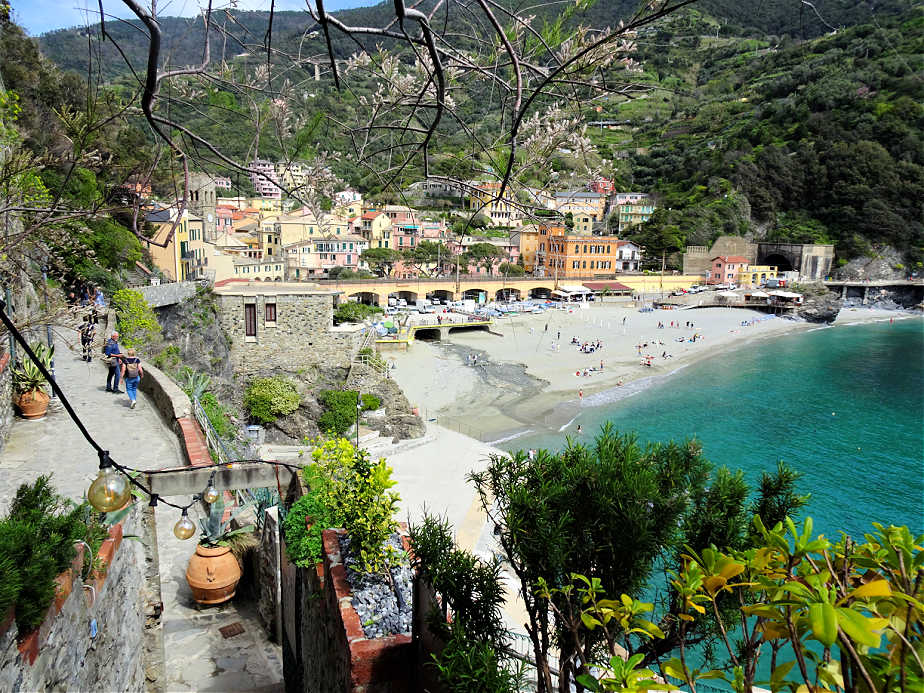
[0,328,183,513]
[0,328,283,692]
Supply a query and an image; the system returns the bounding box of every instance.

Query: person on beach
[576,424,583,434]
[120,348,144,409]
[579,389,583,400]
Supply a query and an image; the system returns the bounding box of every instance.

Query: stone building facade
[213,282,366,378]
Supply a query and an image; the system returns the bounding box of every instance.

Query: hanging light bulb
[87,465,131,512]
[173,509,196,540]
[203,473,220,504]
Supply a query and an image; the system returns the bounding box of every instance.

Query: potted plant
[12,343,54,419]
[185,497,256,605]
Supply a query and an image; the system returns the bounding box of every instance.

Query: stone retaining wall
[0,507,147,692]
[0,352,13,455]
[283,525,414,693]
[136,282,200,308]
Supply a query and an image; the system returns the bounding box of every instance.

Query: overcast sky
[13,0,375,35]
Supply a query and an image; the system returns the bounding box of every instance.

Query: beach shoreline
[387,303,919,445]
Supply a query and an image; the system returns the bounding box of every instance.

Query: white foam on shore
[485,429,535,445]
[583,363,691,407]
[558,415,578,432]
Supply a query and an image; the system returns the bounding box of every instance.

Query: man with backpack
[104,332,123,393]
[79,316,96,362]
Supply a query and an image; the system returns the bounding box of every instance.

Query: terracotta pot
[185,544,241,605]
[16,389,49,419]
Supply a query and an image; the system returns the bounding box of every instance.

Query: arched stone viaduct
[316,275,700,306]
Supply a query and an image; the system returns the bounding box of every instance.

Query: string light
[172,508,196,540]
[203,473,220,504]
[87,452,132,512]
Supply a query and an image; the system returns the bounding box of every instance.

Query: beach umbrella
[384,320,395,328]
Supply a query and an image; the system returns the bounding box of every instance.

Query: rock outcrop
[797,286,842,323]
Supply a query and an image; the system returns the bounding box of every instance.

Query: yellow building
[231,257,286,281]
[259,213,352,257]
[512,225,540,272]
[616,197,655,233]
[737,265,778,288]
[358,211,394,248]
[469,182,523,227]
[554,191,607,222]
[145,207,189,281]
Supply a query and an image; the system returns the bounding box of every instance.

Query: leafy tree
[361,247,401,277]
[333,302,382,324]
[464,243,505,275]
[469,424,808,692]
[402,240,450,277]
[498,262,525,276]
[243,377,300,423]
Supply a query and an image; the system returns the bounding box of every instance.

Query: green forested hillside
[614,11,924,268]
[26,1,924,269]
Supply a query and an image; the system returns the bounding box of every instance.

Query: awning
[717,290,739,297]
[582,281,632,292]
[560,284,592,293]
[748,290,770,297]
[769,290,802,298]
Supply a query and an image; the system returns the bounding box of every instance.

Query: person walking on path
[79,316,96,362]
[104,332,123,393]
[120,348,143,409]
[93,287,106,308]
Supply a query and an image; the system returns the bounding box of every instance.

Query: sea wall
[0,508,147,692]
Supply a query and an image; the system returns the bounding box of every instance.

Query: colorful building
[554,191,607,221]
[737,264,779,288]
[543,231,641,277]
[616,195,654,233]
[285,235,369,279]
[469,181,523,227]
[710,256,750,284]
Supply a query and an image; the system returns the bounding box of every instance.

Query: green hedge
[334,302,383,324]
[244,377,301,423]
[318,390,382,435]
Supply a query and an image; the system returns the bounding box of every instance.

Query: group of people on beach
[571,337,604,354]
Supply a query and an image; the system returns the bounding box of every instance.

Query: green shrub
[244,377,301,423]
[334,302,383,324]
[152,344,180,373]
[111,289,162,347]
[201,392,236,439]
[283,465,338,567]
[0,476,108,633]
[318,390,382,435]
[284,439,399,574]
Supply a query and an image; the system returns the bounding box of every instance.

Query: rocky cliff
[796,285,843,323]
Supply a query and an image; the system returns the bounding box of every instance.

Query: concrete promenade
[0,328,282,692]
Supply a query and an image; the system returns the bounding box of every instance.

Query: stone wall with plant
[0,480,148,692]
[0,352,13,454]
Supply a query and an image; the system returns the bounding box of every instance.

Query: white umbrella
[749,290,770,297]
[717,290,739,297]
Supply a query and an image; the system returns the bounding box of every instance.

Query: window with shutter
[244,304,257,337]
[265,303,276,323]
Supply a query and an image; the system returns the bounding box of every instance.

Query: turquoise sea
[501,316,924,539]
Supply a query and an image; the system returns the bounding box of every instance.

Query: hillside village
[140,164,650,288]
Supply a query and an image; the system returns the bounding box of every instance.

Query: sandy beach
[387,302,916,443]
